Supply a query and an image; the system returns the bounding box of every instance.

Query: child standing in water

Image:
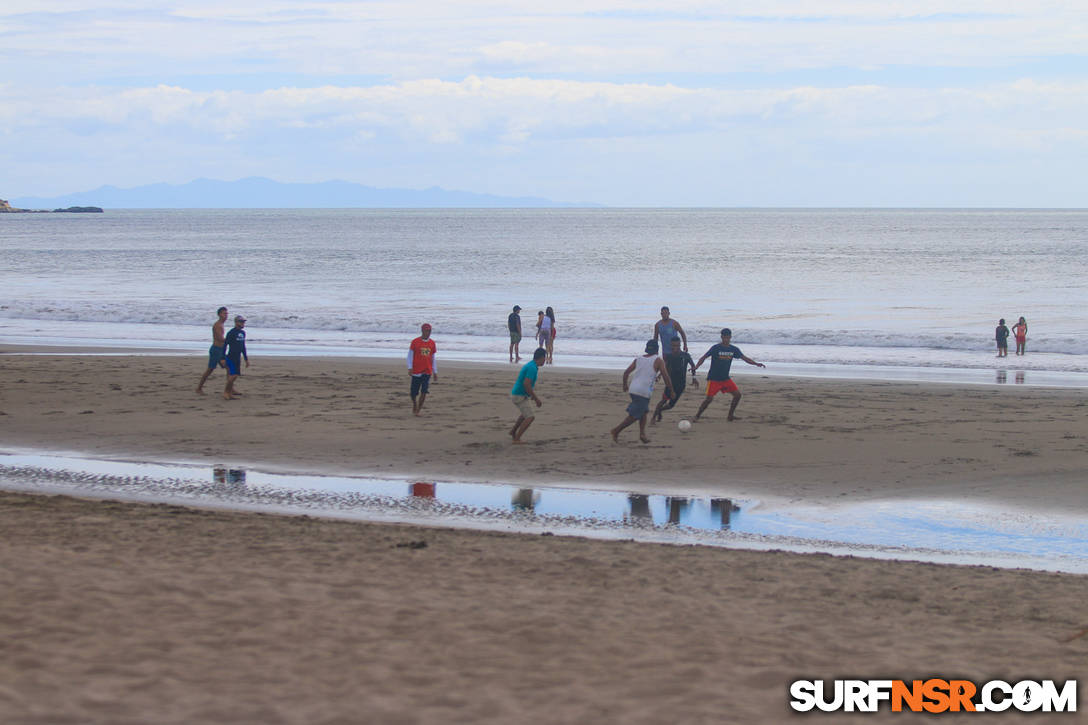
[995,318,1010,357]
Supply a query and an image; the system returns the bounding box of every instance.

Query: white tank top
[628,355,658,398]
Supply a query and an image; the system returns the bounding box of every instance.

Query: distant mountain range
[11,177,597,209]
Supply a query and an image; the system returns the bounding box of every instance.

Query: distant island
[0,199,103,213]
[9,177,598,210]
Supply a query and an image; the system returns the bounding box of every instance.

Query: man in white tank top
[610,339,675,444]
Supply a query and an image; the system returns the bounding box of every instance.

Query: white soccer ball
[678,419,692,432]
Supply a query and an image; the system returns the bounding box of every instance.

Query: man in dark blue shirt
[223,315,249,400]
[693,328,765,421]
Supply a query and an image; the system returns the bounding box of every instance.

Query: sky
[2,1,1086,206]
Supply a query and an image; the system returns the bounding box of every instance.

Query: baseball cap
[421,323,432,331]
[235,315,247,322]
[513,305,521,311]
[720,327,732,336]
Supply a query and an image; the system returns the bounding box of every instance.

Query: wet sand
[1,352,1087,722]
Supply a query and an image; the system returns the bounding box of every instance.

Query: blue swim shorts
[626,394,650,419]
[225,357,241,376]
[207,345,224,369]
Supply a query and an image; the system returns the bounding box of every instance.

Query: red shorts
[706,379,739,396]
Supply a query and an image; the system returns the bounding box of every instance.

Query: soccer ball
[678,419,692,432]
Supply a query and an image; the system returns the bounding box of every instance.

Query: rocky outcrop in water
[0,199,102,213]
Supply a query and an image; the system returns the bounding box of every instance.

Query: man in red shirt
[407,323,438,416]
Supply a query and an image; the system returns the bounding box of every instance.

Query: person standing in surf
[1012,316,1028,355]
[995,318,1010,358]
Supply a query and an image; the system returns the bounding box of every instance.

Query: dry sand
[1,351,1086,723]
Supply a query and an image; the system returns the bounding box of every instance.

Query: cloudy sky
[3,1,1086,206]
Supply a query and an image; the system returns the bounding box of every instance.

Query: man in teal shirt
[510,347,547,443]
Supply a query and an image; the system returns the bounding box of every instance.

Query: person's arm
[675,322,688,352]
[740,354,765,368]
[652,321,660,344]
[241,338,249,366]
[655,358,675,397]
[693,351,709,372]
[522,376,541,407]
[686,353,698,377]
[621,360,637,392]
[406,347,414,371]
[431,350,437,380]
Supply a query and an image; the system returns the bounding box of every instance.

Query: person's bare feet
[222,393,233,400]
[195,387,204,394]
[639,435,650,444]
[610,429,619,443]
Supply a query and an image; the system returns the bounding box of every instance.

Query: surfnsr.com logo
[790,679,1077,713]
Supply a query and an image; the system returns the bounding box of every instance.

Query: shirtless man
[196,306,229,394]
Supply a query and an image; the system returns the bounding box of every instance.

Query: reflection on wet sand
[712,499,741,528]
[213,467,246,484]
[996,370,1027,384]
[511,488,538,511]
[410,482,436,498]
[2,453,1085,572]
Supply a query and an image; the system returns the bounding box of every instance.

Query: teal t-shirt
[511,360,539,396]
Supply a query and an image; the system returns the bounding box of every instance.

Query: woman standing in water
[541,306,556,363]
[1012,316,1028,355]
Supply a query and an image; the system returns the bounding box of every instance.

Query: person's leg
[513,415,534,442]
[652,396,667,423]
[223,373,238,400]
[196,366,214,393]
[510,415,525,438]
[610,415,636,442]
[637,414,650,443]
[694,394,713,420]
[727,391,743,421]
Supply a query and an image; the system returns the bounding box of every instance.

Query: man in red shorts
[693,328,765,422]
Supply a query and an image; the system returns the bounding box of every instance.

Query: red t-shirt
[409,337,436,375]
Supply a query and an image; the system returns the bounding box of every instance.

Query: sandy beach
[2,351,1086,722]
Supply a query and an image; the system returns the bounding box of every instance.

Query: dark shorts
[411,374,431,397]
[510,331,522,344]
[626,394,650,419]
[225,357,242,376]
[661,386,685,408]
[207,345,224,369]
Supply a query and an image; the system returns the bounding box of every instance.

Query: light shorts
[706,379,739,396]
[512,394,535,418]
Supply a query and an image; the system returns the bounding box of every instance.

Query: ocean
[1,208,1085,384]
